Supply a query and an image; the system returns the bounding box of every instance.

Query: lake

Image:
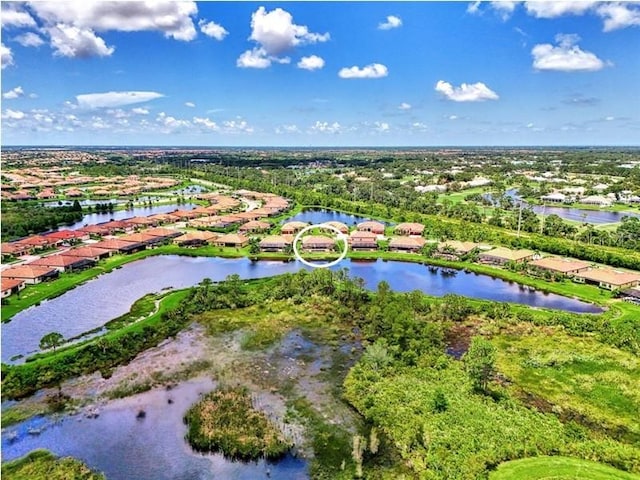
[1,378,308,480]
[1,256,601,362]
[283,209,381,226]
[65,204,197,230]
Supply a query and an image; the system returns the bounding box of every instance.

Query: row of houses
[279,221,425,236]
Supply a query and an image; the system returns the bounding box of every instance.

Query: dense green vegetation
[184,386,291,460]
[1,201,83,240]
[1,449,105,480]
[489,456,640,480]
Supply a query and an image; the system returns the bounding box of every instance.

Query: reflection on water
[65,204,196,230]
[1,256,601,363]
[1,378,308,480]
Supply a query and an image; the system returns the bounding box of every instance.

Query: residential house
[30,254,96,273]
[478,247,535,265]
[394,223,425,236]
[64,246,112,262]
[1,278,26,298]
[281,221,309,235]
[1,242,32,258]
[120,232,166,247]
[321,221,349,234]
[389,236,426,253]
[357,221,385,235]
[436,241,479,260]
[44,229,90,244]
[173,231,218,247]
[529,257,591,276]
[259,235,293,252]
[349,231,378,251]
[239,220,271,234]
[214,233,250,248]
[142,227,183,241]
[3,265,59,284]
[302,235,336,252]
[92,238,145,254]
[574,269,640,290]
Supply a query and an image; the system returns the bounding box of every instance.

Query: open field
[490,456,640,480]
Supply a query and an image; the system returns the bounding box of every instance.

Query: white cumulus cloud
[13,32,46,47]
[597,2,640,31]
[3,86,24,99]
[76,91,164,109]
[248,6,329,56]
[435,80,499,102]
[311,121,341,133]
[47,24,115,58]
[374,121,390,132]
[199,19,228,40]
[531,34,606,72]
[338,63,388,79]
[131,107,149,115]
[237,47,274,69]
[185,102,196,108]
[29,1,198,41]
[523,1,640,32]
[297,55,324,70]
[276,124,300,134]
[193,116,219,131]
[1,43,14,69]
[398,102,412,110]
[1,4,37,28]
[524,1,597,19]
[2,109,26,120]
[378,15,402,30]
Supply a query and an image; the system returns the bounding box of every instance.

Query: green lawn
[1,449,105,480]
[490,456,640,480]
[494,330,640,441]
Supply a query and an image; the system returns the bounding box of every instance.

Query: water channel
[64,204,196,230]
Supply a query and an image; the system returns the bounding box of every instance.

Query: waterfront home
[126,216,158,228]
[214,233,250,248]
[574,268,640,290]
[478,247,535,265]
[389,236,426,253]
[142,227,183,241]
[349,231,378,251]
[30,254,96,273]
[77,224,112,237]
[171,209,202,220]
[580,195,612,207]
[250,207,277,217]
[1,278,26,298]
[436,240,479,260]
[394,222,425,236]
[146,213,177,225]
[234,211,267,222]
[321,221,349,234]
[101,220,136,233]
[281,221,309,235]
[529,257,591,276]
[541,192,567,203]
[259,235,294,252]
[302,235,336,252]
[357,221,385,235]
[64,246,112,262]
[239,220,271,234]
[3,264,59,284]
[173,231,218,247]
[92,238,145,254]
[120,232,166,247]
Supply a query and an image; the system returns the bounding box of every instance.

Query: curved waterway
[1,378,308,480]
[65,203,196,230]
[1,256,601,362]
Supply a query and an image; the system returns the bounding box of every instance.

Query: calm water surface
[66,204,196,230]
[1,378,308,480]
[284,209,380,226]
[1,256,600,362]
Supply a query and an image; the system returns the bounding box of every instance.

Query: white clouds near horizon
[435,80,499,102]
[338,63,388,79]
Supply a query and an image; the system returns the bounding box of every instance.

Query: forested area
[1,201,83,240]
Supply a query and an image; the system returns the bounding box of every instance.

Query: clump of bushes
[184,386,291,460]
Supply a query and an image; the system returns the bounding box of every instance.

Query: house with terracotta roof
[65,246,112,262]
[302,235,336,252]
[13,235,61,251]
[394,223,425,236]
[77,224,112,237]
[1,278,26,298]
[574,268,640,290]
[478,247,535,265]
[259,235,293,252]
[281,221,309,235]
[30,254,96,272]
[321,221,349,234]
[120,232,165,247]
[214,233,250,248]
[173,231,218,247]
[92,238,145,254]
[3,264,59,284]
[146,213,177,224]
[101,220,135,233]
[357,221,385,235]
[349,231,378,251]
[234,211,266,222]
[529,257,591,276]
[1,242,32,258]
[125,216,158,227]
[44,229,90,244]
[171,209,201,220]
[389,236,426,253]
[142,227,182,241]
[239,220,271,234]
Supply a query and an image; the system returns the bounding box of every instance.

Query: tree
[463,336,496,393]
[40,331,64,352]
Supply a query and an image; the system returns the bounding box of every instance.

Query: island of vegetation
[184,386,291,460]
[1,449,105,480]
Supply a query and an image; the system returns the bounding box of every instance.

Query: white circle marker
[292,223,349,269]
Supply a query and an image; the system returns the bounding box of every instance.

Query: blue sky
[1,1,639,146]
